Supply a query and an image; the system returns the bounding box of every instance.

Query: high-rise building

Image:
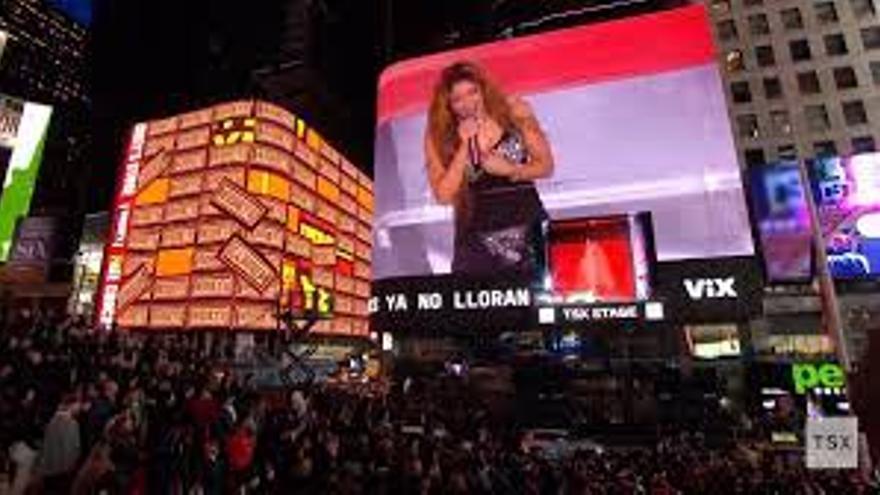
[0,0,88,105]
[707,0,880,166]
[0,0,91,265]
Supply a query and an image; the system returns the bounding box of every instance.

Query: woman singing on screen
[424,61,554,279]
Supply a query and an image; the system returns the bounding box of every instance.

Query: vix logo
[683,277,737,300]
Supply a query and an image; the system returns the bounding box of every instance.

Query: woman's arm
[509,97,554,182]
[482,97,554,182]
[425,133,469,205]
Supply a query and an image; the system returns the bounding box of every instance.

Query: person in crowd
[36,394,83,491]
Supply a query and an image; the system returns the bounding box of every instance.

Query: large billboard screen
[96,101,373,334]
[749,152,880,282]
[373,5,754,285]
[0,95,52,262]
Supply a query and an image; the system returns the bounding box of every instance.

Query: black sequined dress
[452,129,548,279]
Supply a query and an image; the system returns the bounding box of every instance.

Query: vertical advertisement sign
[0,98,53,262]
[96,122,146,328]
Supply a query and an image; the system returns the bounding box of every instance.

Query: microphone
[467,135,481,168]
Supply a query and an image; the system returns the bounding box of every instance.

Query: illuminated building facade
[97,100,373,335]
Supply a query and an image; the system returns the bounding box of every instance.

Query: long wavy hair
[427,61,517,220]
[428,61,516,168]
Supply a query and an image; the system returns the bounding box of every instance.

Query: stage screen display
[373,5,754,284]
[0,95,52,262]
[749,152,880,281]
[96,101,373,334]
[545,214,653,302]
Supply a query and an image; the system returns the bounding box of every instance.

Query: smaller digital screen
[544,214,653,302]
[810,154,880,279]
[749,161,812,282]
[749,153,880,282]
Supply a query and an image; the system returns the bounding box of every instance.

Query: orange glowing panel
[356,186,374,212]
[247,170,269,195]
[268,176,291,202]
[155,248,194,277]
[316,176,340,203]
[135,178,170,205]
[247,170,290,202]
[306,128,322,150]
[287,205,300,232]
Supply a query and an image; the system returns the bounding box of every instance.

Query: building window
[755,45,776,67]
[781,8,804,29]
[726,50,746,72]
[745,148,766,167]
[790,39,812,62]
[833,66,859,89]
[763,77,783,99]
[748,14,771,36]
[852,136,877,153]
[737,114,761,138]
[718,20,738,41]
[815,2,840,24]
[778,144,798,160]
[824,33,849,56]
[711,0,731,15]
[770,109,793,136]
[850,0,876,19]
[842,100,869,126]
[871,61,880,85]
[731,81,753,103]
[797,71,822,94]
[814,140,838,157]
[862,27,880,50]
[805,104,832,132]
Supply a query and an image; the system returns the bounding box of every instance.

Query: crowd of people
[0,311,875,494]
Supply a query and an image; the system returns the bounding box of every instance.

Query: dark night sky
[48,0,92,25]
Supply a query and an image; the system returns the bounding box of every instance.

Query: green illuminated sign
[791,362,845,395]
[0,101,52,261]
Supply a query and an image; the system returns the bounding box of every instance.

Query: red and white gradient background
[372,5,754,280]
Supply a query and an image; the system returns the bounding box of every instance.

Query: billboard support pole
[796,159,852,374]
